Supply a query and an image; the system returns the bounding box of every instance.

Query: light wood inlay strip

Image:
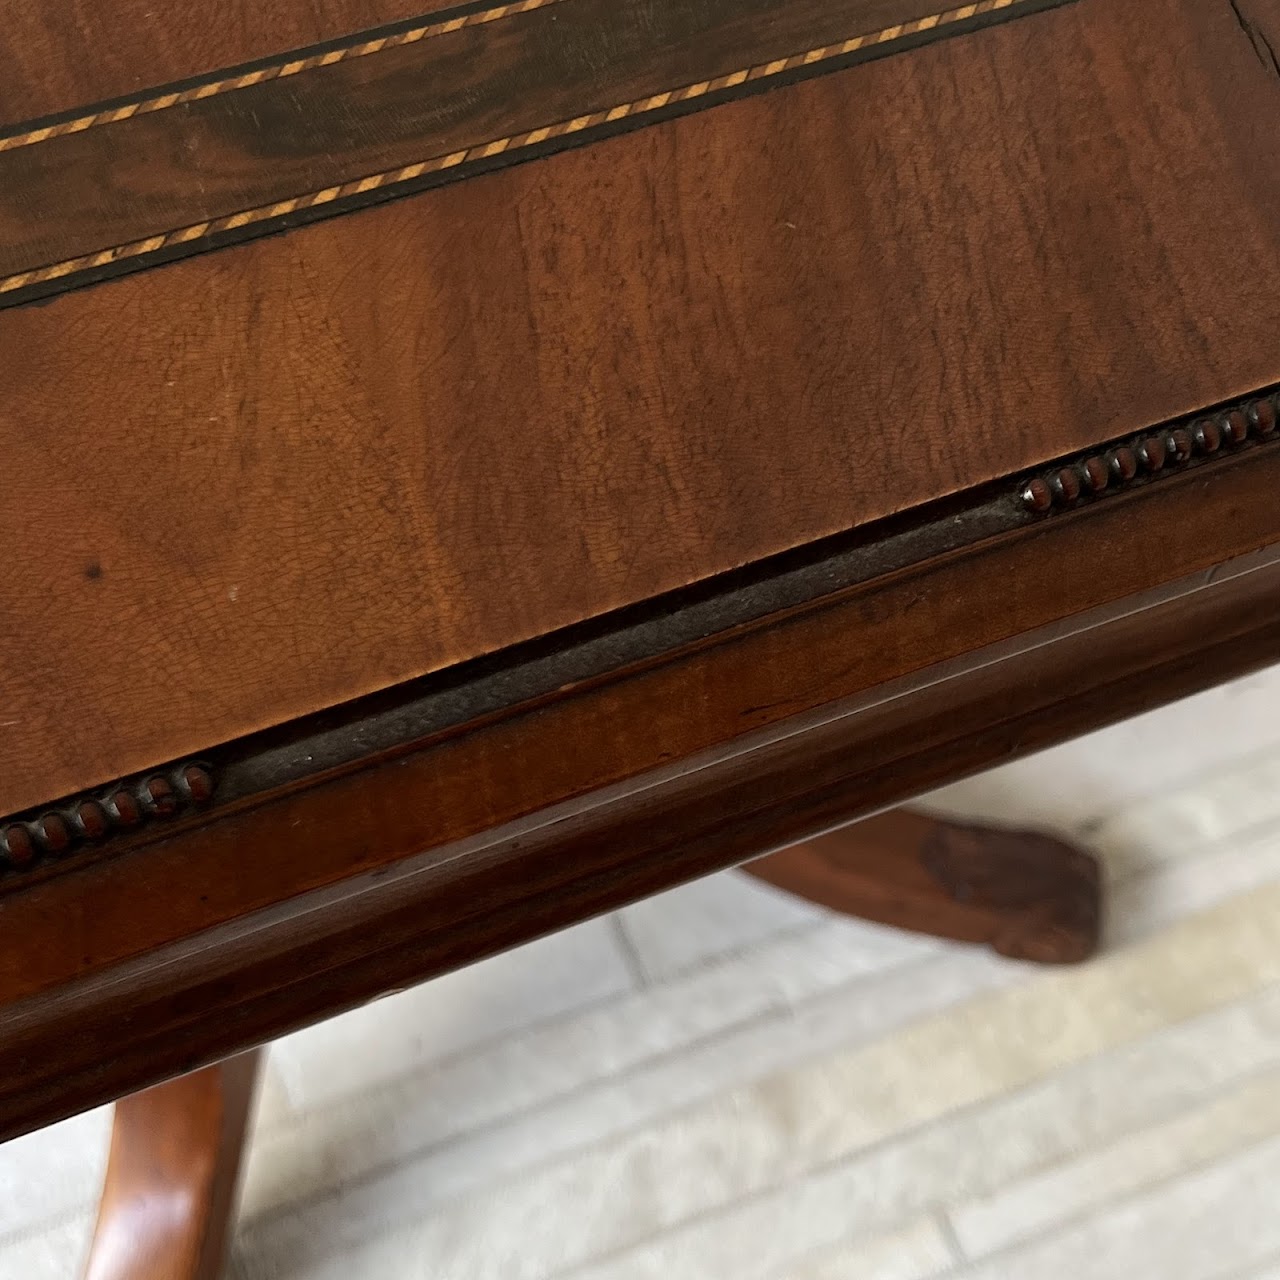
[0,0,565,154]
[0,0,1071,306]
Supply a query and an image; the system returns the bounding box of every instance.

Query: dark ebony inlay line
[0,0,1075,310]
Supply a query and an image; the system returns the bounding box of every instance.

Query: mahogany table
[4,0,1280,1273]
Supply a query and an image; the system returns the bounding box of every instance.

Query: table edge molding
[3,379,1277,890]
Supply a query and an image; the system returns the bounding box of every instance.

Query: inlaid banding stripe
[0,0,565,154]
[0,0,1067,305]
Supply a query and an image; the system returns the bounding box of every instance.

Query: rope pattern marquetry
[0,0,1029,298]
[0,0,563,154]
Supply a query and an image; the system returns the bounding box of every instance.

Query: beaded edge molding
[0,0,1043,302]
[0,762,215,876]
[1020,390,1280,514]
[4,387,1273,882]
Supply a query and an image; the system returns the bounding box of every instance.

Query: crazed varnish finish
[2,3,1280,1237]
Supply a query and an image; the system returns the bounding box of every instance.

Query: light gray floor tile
[237,948,1015,1268]
[778,1215,957,1280]
[0,1106,110,1240]
[557,985,1280,1280]
[232,890,1280,1280]
[1237,1265,1280,1280]
[949,1065,1280,1258]
[1089,748,1280,878]
[244,922,947,1221]
[268,917,635,1112]
[615,872,831,982]
[0,1214,92,1280]
[953,1131,1280,1280]
[1107,827,1280,949]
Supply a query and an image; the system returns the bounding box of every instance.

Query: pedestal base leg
[745,808,1101,964]
[83,1050,263,1280]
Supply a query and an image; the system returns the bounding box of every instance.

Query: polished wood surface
[83,1051,261,1280]
[0,0,454,125]
[3,0,1280,816]
[0,0,1064,299]
[4,438,1280,1140]
[77,811,1089,1280]
[4,382,1279,882]
[748,811,1101,964]
[4,0,1280,1150]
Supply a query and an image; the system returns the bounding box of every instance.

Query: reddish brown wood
[1,472,1278,1140]
[2,0,1280,1155]
[1,384,1272,888]
[0,762,216,872]
[2,0,1280,818]
[4,426,1277,994]
[83,1051,262,1280]
[0,0,458,125]
[746,811,1101,964]
[0,0,1062,297]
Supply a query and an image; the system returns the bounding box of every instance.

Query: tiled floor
[5,668,1280,1279]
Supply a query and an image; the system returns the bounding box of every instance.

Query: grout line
[934,1204,970,1265]
[945,1121,1280,1276]
[700,1208,966,1280]
[242,945,942,1231]
[544,981,1280,1279]
[264,954,643,1124]
[607,912,652,989]
[0,1204,93,1252]
[1099,840,1280,955]
[254,951,1280,1253]
[1106,805,1280,876]
[636,917,831,988]
[262,916,828,1132]
[934,1025,1280,1249]
[240,1000,799,1234]
[242,884,1280,1270]
[1078,735,1280,844]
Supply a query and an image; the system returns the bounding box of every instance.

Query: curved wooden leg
[745,808,1101,964]
[84,1050,263,1280]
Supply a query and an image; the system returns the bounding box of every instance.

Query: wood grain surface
[3,437,1280,1138]
[3,382,1276,881]
[7,433,1280,1007]
[0,0,1067,304]
[2,0,1279,818]
[83,1052,262,1280]
[746,812,1102,964]
[0,0,458,126]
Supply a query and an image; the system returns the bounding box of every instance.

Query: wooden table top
[3,0,1280,816]
[3,0,1280,1136]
